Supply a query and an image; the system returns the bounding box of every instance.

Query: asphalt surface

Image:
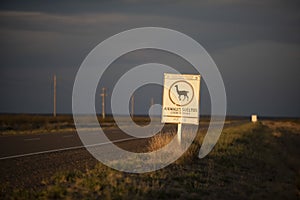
[0,132,82,158]
[0,126,147,159]
[0,125,155,190]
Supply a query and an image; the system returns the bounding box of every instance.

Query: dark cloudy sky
[0,0,299,117]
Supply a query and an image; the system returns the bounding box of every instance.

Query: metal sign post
[177,123,182,143]
[162,73,201,144]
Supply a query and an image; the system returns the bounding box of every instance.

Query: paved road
[0,132,82,158]
[0,121,246,160]
[0,126,143,159]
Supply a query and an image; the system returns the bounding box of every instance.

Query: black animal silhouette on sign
[174,85,189,101]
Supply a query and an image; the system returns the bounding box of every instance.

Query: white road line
[62,135,74,138]
[24,137,41,141]
[0,137,139,160]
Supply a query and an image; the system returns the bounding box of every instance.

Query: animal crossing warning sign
[162,73,201,125]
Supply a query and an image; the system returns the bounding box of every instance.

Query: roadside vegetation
[0,115,129,135]
[1,120,299,199]
[0,114,213,135]
[0,115,75,135]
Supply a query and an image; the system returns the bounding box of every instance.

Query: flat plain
[0,115,299,199]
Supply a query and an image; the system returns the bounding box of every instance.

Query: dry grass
[0,114,75,135]
[147,132,175,152]
[0,114,118,135]
[263,119,300,134]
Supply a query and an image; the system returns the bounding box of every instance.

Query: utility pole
[53,74,56,117]
[131,95,134,118]
[100,87,106,119]
[150,97,154,107]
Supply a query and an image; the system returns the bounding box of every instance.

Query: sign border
[162,73,200,125]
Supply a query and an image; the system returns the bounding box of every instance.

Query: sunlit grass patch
[147,131,175,152]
